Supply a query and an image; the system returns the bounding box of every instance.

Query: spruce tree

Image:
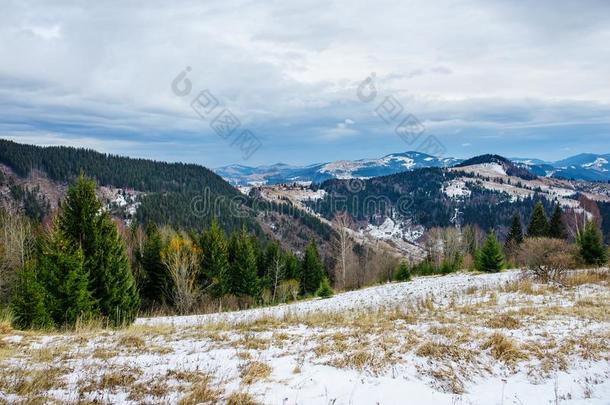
[59,175,140,326]
[38,229,96,326]
[548,203,567,239]
[394,261,411,282]
[504,214,524,257]
[316,277,334,298]
[200,220,230,298]
[283,252,300,280]
[527,202,549,237]
[10,263,53,330]
[300,239,325,295]
[141,223,171,306]
[577,221,608,266]
[475,231,504,273]
[90,214,140,325]
[227,229,259,297]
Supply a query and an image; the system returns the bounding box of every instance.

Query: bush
[394,261,411,282]
[519,238,577,282]
[316,277,334,298]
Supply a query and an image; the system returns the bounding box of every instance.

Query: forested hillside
[0,139,336,259]
[311,168,558,237]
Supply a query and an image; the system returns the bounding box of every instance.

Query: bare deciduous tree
[160,231,201,314]
[332,211,354,289]
[0,211,34,303]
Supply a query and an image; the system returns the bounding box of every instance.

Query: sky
[1,0,609,168]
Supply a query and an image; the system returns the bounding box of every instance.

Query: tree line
[3,175,332,329]
[395,201,608,279]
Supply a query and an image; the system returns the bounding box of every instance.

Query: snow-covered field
[1,270,609,404]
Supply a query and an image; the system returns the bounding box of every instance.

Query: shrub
[519,238,577,282]
[316,277,334,298]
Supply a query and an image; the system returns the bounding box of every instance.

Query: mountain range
[216,152,610,186]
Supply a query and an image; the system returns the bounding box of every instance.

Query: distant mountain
[216,151,610,186]
[455,154,537,180]
[215,152,462,186]
[515,153,610,181]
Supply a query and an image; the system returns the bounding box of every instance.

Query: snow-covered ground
[1,270,609,405]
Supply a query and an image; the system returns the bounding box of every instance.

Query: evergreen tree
[200,220,230,298]
[316,277,334,298]
[283,252,300,281]
[394,261,411,282]
[527,202,549,237]
[10,263,53,330]
[300,239,325,295]
[59,175,140,326]
[90,214,140,325]
[227,229,259,297]
[504,213,524,259]
[577,221,608,266]
[475,231,504,273]
[140,223,171,306]
[38,229,96,326]
[58,174,101,254]
[548,203,567,239]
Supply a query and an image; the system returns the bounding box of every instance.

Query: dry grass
[226,392,261,405]
[128,379,170,402]
[486,313,521,329]
[415,341,474,363]
[80,367,141,394]
[481,333,528,364]
[239,361,272,384]
[0,367,67,396]
[562,270,609,287]
[178,373,222,405]
[117,334,146,349]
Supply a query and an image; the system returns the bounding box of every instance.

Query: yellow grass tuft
[482,333,528,364]
[226,391,261,405]
[486,314,521,329]
[240,361,272,385]
[178,374,222,405]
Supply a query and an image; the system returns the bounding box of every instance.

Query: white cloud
[0,0,608,165]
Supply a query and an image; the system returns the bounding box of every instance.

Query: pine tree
[527,202,549,237]
[504,213,524,260]
[40,231,96,326]
[200,220,230,298]
[90,214,140,326]
[10,263,53,330]
[59,175,140,326]
[577,221,608,266]
[300,239,325,295]
[475,231,504,273]
[394,261,411,282]
[283,252,300,281]
[316,277,334,298]
[505,214,524,247]
[227,229,259,297]
[58,174,101,254]
[548,203,567,239]
[140,223,171,306]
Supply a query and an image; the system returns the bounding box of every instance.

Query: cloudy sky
[1,0,609,167]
